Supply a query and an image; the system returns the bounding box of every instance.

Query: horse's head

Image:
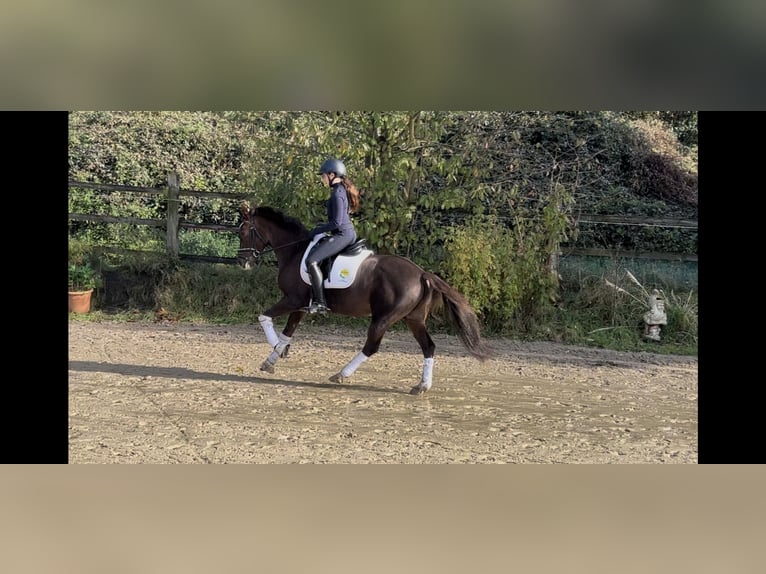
[236,202,270,269]
[237,203,311,269]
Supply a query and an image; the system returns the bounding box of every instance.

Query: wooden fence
[69,174,249,264]
[68,174,698,264]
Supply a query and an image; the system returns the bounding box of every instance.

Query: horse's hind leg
[328,315,394,384]
[328,351,369,384]
[405,318,436,395]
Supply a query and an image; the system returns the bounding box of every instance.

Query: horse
[236,203,493,395]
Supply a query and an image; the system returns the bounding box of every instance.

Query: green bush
[178,229,239,258]
[441,214,559,334]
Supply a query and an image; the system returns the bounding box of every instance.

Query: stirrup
[304,302,331,314]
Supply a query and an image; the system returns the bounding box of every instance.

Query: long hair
[342,177,361,213]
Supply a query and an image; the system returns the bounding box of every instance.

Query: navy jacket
[311,182,355,237]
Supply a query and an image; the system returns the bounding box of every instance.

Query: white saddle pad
[299,236,373,289]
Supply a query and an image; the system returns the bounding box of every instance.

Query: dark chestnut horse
[237,204,492,394]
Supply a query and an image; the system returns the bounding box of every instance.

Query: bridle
[236,217,272,262]
[236,214,309,265]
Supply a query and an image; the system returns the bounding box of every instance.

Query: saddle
[300,238,373,289]
[318,239,368,275]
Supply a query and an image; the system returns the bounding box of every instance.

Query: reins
[236,217,308,265]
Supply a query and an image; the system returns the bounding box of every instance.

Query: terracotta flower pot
[69,289,93,313]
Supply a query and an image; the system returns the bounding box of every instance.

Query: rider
[304,158,361,314]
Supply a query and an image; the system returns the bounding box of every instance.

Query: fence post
[166,172,180,258]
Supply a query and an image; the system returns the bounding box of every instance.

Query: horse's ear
[240,201,250,217]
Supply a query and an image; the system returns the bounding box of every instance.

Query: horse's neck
[264,224,304,264]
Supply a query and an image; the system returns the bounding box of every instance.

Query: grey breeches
[306,234,356,265]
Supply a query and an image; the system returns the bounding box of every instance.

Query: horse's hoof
[260,360,275,374]
[329,373,347,384]
[410,385,427,395]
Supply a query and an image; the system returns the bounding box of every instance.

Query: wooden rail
[68,213,237,232]
[562,247,697,262]
[69,174,246,258]
[576,214,697,229]
[69,175,698,263]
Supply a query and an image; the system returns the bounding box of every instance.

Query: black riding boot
[306,262,330,314]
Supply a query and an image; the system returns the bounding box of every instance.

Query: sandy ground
[68,320,698,463]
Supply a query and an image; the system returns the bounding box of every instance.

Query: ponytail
[343,177,361,213]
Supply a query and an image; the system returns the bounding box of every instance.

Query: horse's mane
[252,206,308,236]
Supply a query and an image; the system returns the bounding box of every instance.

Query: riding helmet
[318,158,346,177]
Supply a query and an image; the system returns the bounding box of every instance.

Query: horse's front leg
[258,304,306,373]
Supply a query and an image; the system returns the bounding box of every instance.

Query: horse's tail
[423,272,493,361]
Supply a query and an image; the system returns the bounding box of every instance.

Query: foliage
[623,116,698,206]
[68,110,697,265]
[68,236,90,265]
[178,229,239,258]
[441,210,563,334]
[550,263,697,353]
[663,289,699,347]
[154,262,282,322]
[573,183,697,254]
[223,111,470,268]
[68,111,263,251]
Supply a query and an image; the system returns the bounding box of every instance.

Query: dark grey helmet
[318,158,346,177]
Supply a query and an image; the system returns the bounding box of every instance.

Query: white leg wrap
[340,352,369,378]
[274,333,292,355]
[258,314,279,347]
[266,350,280,365]
[421,357,434,386]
